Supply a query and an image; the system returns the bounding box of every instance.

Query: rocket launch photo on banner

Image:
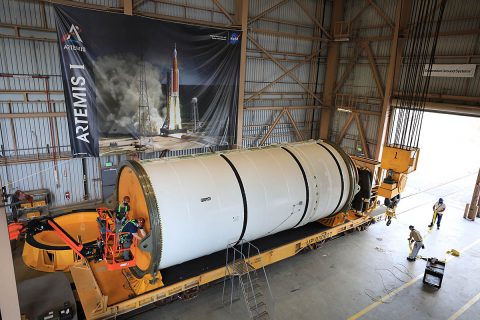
[54,5,241,157]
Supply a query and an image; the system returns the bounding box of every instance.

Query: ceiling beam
[366,0,395,30]
[294,0,332,39]
[334,45,363,94]
[138,10,233,28]
[363,41,385,99]
[250,28,330,42]
[393,92,480,104]
[259,109,287,146]
[248,35,323,105]
[245,47,326,103]
[244,105,322,110]
[249,0,290,24]
[285,109,305,141]
[44,0,122,11]
[336,113,355,144]
[0,112,67,119]
[392,99,480,117]
[212,0,235,24]
[348,3,370,26]
[354,113,370,158]
[133,0,147,8]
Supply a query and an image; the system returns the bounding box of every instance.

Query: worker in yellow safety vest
[116,196,131,235]
[428,198,446,230]
[120,218,146,260]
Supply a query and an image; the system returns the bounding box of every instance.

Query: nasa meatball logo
[62,24,86,52]
[229,32,240,44]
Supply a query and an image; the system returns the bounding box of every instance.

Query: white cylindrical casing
[118,140,357,273]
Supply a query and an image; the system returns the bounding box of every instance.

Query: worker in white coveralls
[428,198,446,230]
[407,225,424,261]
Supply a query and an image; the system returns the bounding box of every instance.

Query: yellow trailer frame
[71,211,384,319]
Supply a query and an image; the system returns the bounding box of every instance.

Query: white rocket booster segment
[117,140,358,277]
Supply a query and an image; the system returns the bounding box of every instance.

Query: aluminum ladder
[222,240,273,320]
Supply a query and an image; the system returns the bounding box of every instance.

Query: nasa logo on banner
[229,32,240,45]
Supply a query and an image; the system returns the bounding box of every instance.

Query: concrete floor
[131,172,480,320]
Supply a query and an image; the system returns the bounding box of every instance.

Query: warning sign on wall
[423,64,477,78]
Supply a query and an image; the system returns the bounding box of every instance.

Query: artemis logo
[62,25,86,52]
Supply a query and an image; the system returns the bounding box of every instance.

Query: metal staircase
[223,240,273,320]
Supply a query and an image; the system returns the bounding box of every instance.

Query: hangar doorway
[403,112,480,205]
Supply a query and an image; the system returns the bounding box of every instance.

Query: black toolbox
[423,257,445,289]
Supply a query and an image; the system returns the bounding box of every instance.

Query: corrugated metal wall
[330,0,480,157]
[244,0,330,147]
[136,0,233,25]
[329,0,398,157]
[426,0,480,97]
[0,0,328,211]
[0,158,101,206]
[0,0,97,209]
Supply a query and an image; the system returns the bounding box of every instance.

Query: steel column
[0,205,21,320]
[319,0,345,140]
[123,0,133,15]
[235,0,248,148]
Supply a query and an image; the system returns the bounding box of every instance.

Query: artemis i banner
[54,5,241,157]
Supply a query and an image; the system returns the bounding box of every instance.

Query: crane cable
[388,0,448,149]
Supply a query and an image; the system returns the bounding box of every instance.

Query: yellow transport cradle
[70,210,384,319]
[23,211,99,272]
